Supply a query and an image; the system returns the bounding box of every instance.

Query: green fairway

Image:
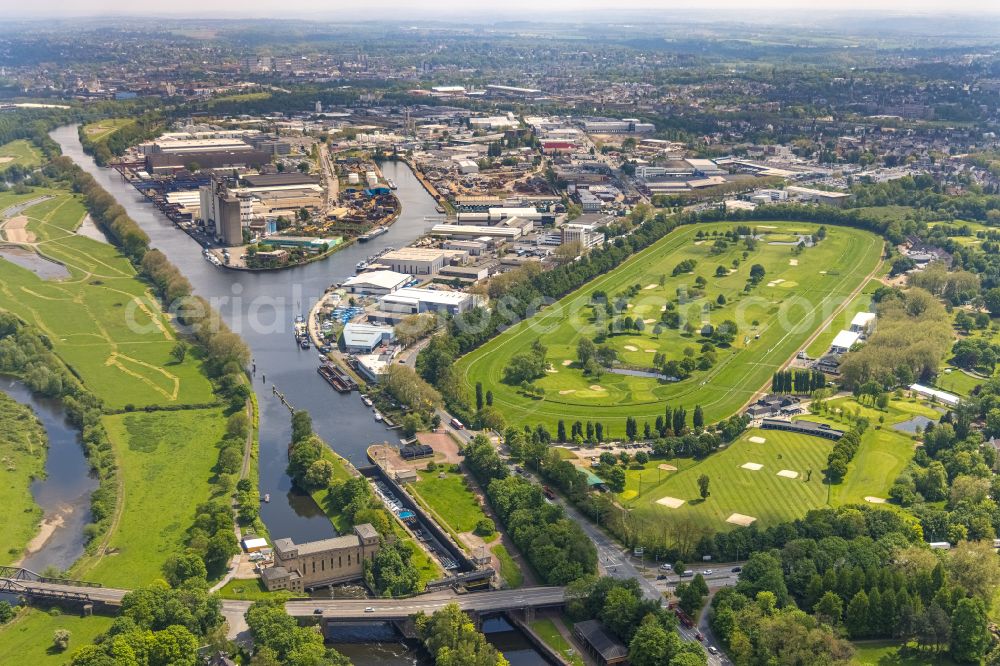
[622,428,834,529]
[850,640,959,665]
[0,392,49,560]
[0,609,114,665]
[81,118,135,143]
[409,468,489,535]
[933,368,983,398]
[457,221,883,433]
[807,397,923,507]
[81,408,226,586]
[0,139,42,172]
[0,191,216,408]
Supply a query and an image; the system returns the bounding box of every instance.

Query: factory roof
[381,287,471,306]
[342,322,395,349]
[243,173,320,187]
[343,270,411,291]
[910,384,961,406]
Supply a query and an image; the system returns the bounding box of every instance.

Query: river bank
[1,378,96,574]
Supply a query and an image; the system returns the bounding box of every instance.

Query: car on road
[656,574,667,580]
[680,571,694,577]
[364,607,375,613]
[696,632,704,641]
[313,608,323,615]
[731,566,742,573]
[660,563,672,570]
[708,646,719,655]
[703,569,714,575]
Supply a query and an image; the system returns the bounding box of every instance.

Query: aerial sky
[9,0,1000,18]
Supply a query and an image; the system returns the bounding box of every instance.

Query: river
[50,126,550,665]
[3,377,97,574]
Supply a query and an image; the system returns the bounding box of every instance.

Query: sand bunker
[773,279,785,284]
[645,283,658,290]
[766,282,777,287]
[748,436,766,444]
[4,215,34,243]
[819,270,827,274]
[656,496,685,509]
[546,368,558,373]
[0,157,14,164]
[589,385,605,391]
[624,345,638,351]
[644,318,655,324]
[562,359,572,366]
[789,259,798,266]
[694,240,705,245]
[559,390,575,395]
[741,462,763,471]
[658,464,678,471]
[777,469,799,479]
[865,496,887,504]
[660,305,667,311]
[644,349,656,353]
[759,225,777,229]
[727,513,757,526]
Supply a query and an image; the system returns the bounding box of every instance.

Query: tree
[163,551,208,587]
[476,382,484,411]
[697,474,710,499]
[985,287,1000,316]
[628,615,671,666]
[53,629,71,652]
[170,342,188,363]
[693,405,704,429]
[951,597,989,663]
[304,459,335,490]
[606,465,626,493]
[814,591,844,626]
[417,603,507,666]
[846,590,870,638]
[749,264,766,283]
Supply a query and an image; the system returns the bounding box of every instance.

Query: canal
[50,126,549,665]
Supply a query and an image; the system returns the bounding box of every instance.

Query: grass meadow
[80,408,226,586]
[0,139,42,172]
[456,221,883,434]
[0,608,114,665]
[0,392,49,560]
[0,190,215,408]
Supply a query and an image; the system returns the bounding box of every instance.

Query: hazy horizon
[6,0,1000,20]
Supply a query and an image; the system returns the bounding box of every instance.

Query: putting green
[457,221,882,434]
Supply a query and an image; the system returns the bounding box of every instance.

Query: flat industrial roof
[343,270,411,290]
[381,287,471,305]
[831,330,861,349]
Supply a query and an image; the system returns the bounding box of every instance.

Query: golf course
[616,393,929,531]
[457,221,883,433]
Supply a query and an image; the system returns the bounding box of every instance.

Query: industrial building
[562,223,604,250]
[342,270,411,296]
[376,287,474,318]
[581,118,656,134]
[342,323,396,353]
[430,224,523,241]
[786,186,852,207]
[143,137,270,174]
[379,248,453,275]
[262,524,380,592]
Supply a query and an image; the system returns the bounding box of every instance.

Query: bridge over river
[0,566,565,623]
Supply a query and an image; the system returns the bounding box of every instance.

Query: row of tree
[463,436,597,585]
[771,369,826,394]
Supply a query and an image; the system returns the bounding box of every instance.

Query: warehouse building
[430,224,523,240]
[380,248,453,275]
[377,287,474,317]
[342,270,411,296]
[342,323,396,353]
